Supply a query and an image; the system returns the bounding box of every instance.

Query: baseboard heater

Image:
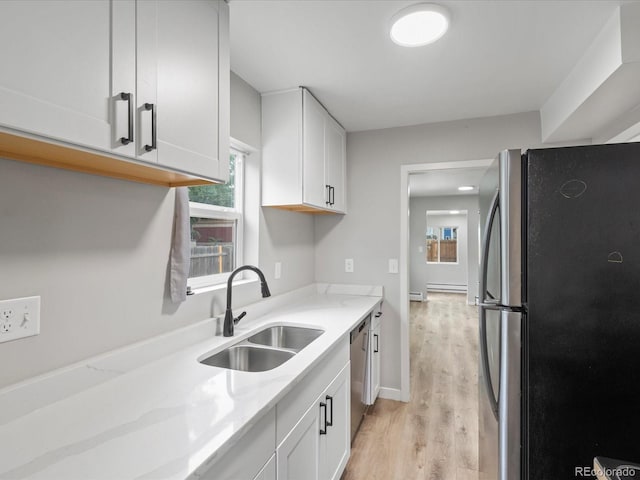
[427,283,467,293]
[409,292,424,302]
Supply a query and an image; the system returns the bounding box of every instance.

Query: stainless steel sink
[247,326,324,352]
[200,345,294,372]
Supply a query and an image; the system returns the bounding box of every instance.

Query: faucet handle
[234,311,247,325]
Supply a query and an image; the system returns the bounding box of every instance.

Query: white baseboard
[378,387,404,402]
[427,283,467,293]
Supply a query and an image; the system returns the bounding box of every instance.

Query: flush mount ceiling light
[389,3,450,47]
[458,185,474,191]
[449,210,460,215]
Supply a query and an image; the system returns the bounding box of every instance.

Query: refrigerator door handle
[480,304,499,421]
[480,189,500,305]
[499,310,522,480]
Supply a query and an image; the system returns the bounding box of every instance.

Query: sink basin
[247,326,324,352]
[200,345,294,372]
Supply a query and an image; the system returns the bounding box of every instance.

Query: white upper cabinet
[262,87,346,214]
[0,0,229,186]
[0,1,113,152]
[302,91,328,208]
[324,115,346,213]
[133,0,229,181]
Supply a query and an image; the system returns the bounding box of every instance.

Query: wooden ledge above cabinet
[268,204,339,215]
[0,130,217,187]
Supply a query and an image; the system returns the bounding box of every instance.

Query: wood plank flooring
[343,293,479,480]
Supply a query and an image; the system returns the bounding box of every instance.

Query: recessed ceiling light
[458,185,474,191]
[449,210,460,215]
[389,3,450,47]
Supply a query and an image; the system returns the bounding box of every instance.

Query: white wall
[315,111,548,393]
[0,72,315,389]
[409,196,479,304]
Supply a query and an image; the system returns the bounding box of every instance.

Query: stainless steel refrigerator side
[497,149,523,480]
[478,156,500,480]
[498,149,522,307]
[499,310,522,480]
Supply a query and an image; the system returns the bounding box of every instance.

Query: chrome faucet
[223,265,271,337]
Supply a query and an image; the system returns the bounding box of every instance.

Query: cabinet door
[277,400,321,480]
[302,89,327,208]
[136,0,229,181]
[371,322,381,401]
[325,116,346,213]
[320,365,350,480]
[253,454,276,480]
[0,0,112,152]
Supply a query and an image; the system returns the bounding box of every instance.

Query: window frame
[426,225,459,265]
[187,150,245,289]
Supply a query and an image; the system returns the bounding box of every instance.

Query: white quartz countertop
[0,286,382,480]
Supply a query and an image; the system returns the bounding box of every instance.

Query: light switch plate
[0,296,40,344]
[274,262,282,279]
[389,259,399,274]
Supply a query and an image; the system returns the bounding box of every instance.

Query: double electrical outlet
[0,296,40,343]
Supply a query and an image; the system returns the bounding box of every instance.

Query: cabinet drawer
[276,338,349,445]
[197,407,276,480]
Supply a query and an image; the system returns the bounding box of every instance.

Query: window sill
[189,277,259,296]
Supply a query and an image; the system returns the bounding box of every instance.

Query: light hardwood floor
[343,293,479,480]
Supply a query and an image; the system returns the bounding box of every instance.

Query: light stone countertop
[0,284,382,480]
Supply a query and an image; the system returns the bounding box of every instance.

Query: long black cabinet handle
[374,334,379,353]
[330,186,335,206]
[325,185,331,206]
[325,395,333,427]
[319,402,327,435]
[118,92,133,145]
[144,103,157,152]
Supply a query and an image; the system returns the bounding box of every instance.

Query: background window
[188,151,243,287]
[426,226,458,263]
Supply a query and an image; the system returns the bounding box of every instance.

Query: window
[426,226,458,263]
[188,151,243,288]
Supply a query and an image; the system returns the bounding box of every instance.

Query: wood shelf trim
[265,204,342,215]
[0,130,217,187]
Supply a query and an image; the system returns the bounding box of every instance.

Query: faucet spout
[223,265,271,337]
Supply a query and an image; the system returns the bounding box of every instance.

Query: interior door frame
[398,159,493,402]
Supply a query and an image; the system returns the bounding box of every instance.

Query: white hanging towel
[170,187,190,303]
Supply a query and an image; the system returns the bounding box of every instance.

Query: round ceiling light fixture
[389,3,450,47]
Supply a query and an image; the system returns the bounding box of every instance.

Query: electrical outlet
[274,262,282,280]
[345,258,354,273]
[0,296,40,344]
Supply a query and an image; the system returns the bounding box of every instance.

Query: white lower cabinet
[277,400,321,480]
[254,454,276,480]
[319,365,350,480]
[369,305,383,403]
[203,338,351,480]
[278,364,350,480]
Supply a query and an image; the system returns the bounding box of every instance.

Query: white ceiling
[409,166,488,197]
[229,0,625,132]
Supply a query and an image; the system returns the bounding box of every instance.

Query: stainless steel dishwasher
[350,313,371,441]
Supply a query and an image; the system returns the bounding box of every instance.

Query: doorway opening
[399,159,492,401]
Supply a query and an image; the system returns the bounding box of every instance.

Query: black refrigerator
[477,143,640,480]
